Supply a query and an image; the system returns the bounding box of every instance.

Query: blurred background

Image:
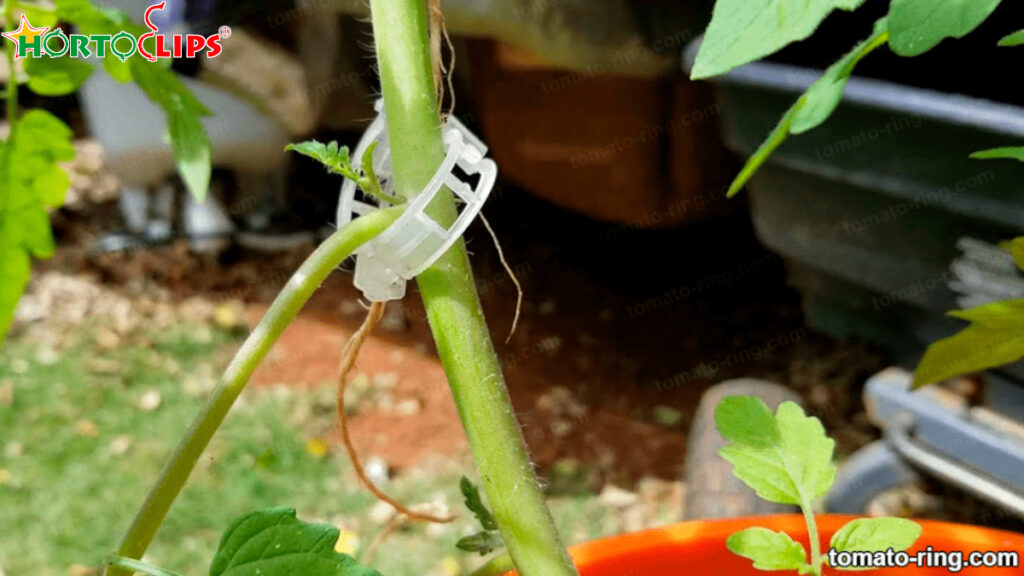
[3,0,1024,575]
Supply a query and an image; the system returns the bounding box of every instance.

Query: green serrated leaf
[286,140,356,177]
[889,0,1003,57]
[727,527,809,572]
[691,0,866,79]
[24,57,94,96]
[971,146,1024,162]
[460,476,498,531]
[456,531,505,556]
[914,307,1024,387]
[792,19,889,134]
[830,517,921,556]
[999,29,1024,46]
[210,508,381,576]
[717,398,836,505]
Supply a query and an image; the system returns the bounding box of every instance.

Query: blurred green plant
[691,0,1009,196]
[694,0,1024,386]
[914,238,1024,386]
[1,0,212,340]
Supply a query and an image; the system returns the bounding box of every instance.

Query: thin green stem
[105,556,184,576]
[367,2,579,576]
[802,499,823,576]
[105,206,403,576]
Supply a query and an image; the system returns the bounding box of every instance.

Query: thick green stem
[105,207,403,576]
[367,2,579,576]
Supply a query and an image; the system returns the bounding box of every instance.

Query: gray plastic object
[682,43,1024,379]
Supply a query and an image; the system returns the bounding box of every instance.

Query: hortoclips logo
[2,2,230,62]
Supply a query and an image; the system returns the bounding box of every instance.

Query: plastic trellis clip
[337,100,498,302]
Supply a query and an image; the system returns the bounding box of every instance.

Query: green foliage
[726,528,810,573]
[914,297,1024,386]
[725,20,888,196]
[456,531,506,556]
[0,0,212,342]
[286,140,355,177]
[913,237,1024,386]
[716,397,835,505]
[0,110,74,336]
[888,0,1003,56]
[999,29,1024,47]
[829,517,922,555]
[697,0,1003,197]
[691,0,865,79]
[791,19,889,134]
[286,140,399,204]
[461,476,498,531]
[210,508,381,576]
[971,146,1024,162]
[717,396,921,575]
[128,58,212,201]
[456,476,505,555]
[24,57,94,96]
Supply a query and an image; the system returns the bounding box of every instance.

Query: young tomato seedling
[716,396,922,575]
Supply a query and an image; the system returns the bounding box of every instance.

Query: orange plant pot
[505,515,1024,575]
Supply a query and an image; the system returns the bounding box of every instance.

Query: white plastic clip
[338,100,498,302]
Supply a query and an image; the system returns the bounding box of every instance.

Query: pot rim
[506,514,1024,575]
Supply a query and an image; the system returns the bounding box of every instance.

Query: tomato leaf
[286,140,357,179]
[727,527,810,572]
[691,0,865,79]
[971,146,1024,162]
[791,19,888,134]
[0,110,76,340]
[888,0,1003,56]
[129,59,212,201]
[716,397,836,505]
[829,517,922,556]
[210,508,381,576]
[460,476,498,531]
[914,299,1024,386]
[725,21,887,196]
[999,29,1024,46]
[24,57,94,96]
[456,531,505,556]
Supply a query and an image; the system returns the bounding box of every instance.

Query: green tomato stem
[366,2,579,575]
[104,206,403,576]
[802,498,823,576]
[105,556,184,576]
